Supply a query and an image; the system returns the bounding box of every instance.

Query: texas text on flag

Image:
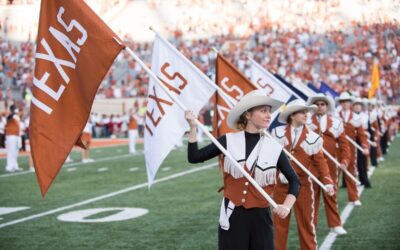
[248,59,297,130]
[213,54,257,137]
[248,58,293,102]
[144,35,216,187]
[30,0,125,196]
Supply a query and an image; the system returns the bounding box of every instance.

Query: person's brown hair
[236,113,249,130]
[235,105,271,130]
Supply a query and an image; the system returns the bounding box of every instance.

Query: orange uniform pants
[273,176,318,250]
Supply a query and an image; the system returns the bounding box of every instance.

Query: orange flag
[213,54,257,137]
[30,0,125,196]
[368,62,380,99]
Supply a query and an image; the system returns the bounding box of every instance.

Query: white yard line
[319,167,376,250]
[0,154,133,178]
[0,162,218,229]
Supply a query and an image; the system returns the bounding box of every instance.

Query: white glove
[325,184,335,196]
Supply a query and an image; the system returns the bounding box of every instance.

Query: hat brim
[227,96,283,129]
[278,105,316,124]
[337,97,354,102]
[353,100,366,107]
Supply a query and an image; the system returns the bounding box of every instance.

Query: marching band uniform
[187,90,300,250]
[5,105,21,172]
[377,102,388,158]
[353,98,371,187]
[367,99,380,167]
[306,94,350,234]
[128,110,139,154]
[336,93,369,204]
[272,99,333,250]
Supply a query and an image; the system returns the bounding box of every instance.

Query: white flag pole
[345,135,365,151]
[149,28,237,108]
[321,148,361,185]
[125,46,278,208]
[367,139,377,147]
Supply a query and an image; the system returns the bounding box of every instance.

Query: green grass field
[0,138,399,250]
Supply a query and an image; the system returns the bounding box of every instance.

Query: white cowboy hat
[278,99,316,124]
[353,97,366,107]
[336,92,354,102]
[227,89,283,129]
[306,93,335,112]
[367,98,377,106]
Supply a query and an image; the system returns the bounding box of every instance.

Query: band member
[81,119,94,163]
[272,99,334,250]
[336,92,369,206]
[307,93,350,235]
[186,90,300,250]
[128,108,139,154]
[353,98,371,187]
[377,100,388,160]
[366,99,379,168]
[5,105,22,172]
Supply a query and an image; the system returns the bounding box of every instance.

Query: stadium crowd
[0,1,398,148]
[1,22,399,104]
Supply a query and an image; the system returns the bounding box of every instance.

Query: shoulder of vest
[330,116,342,129]
[272,126,286,139]
[304,129,322,145]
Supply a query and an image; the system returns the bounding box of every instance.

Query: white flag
[249,58,296,101]
[292,81,316,98]
[144,36,216,187]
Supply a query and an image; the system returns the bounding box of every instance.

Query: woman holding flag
[185,89,300,250]
[271,99,334,250]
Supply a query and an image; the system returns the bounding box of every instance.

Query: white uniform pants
[128,129,138,153]
[5,135,19,171]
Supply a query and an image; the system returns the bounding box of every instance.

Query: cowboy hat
[367,98,377,106]
[353,97,367,107]
[306,93,335,112]
[278,99,316,124]
[227,89,283,129]
[336,92,354,102]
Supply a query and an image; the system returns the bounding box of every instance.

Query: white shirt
[316,114,327,133]
[83,121,92,134]
[341,110,351,123]
[290,125,303,149]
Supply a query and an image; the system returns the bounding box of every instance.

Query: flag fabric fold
[30,0,125,196]
[144,36,216,187]
[273,75,308,101]
[319,81,339,98]
[249,59,294,101]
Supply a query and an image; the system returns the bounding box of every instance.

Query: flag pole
[368,139,377,148]
[124,46,278,208]
[149,27,238,108]
[321,148,361,185]
[345,135,365,152]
